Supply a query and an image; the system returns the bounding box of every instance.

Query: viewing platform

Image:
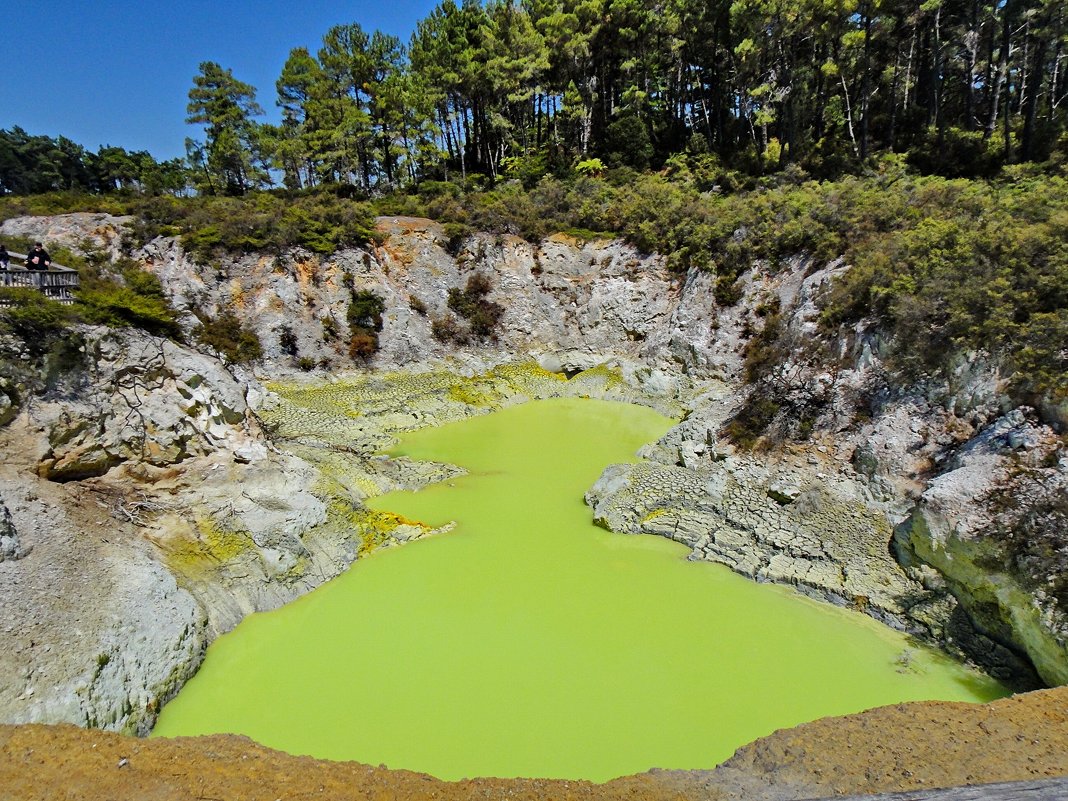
[1,252,80,304]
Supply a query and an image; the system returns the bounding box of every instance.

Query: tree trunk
[1022,34,1047,160]
[986,0,1012,140]
[840,72,859,157]
[889,42,901,150]
[860,3,873,159]
[964,0,979,130]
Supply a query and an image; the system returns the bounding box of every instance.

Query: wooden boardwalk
[0,251,79,303]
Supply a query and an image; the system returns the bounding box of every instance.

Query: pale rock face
[36,328,260,480]
[1,213,722,378]
[894,410,1068,686]
[0,467,207,735]
[0,500,27,561]
[851,402,941,505]
[129,218,723,380]
[585,451,929,633]
[0,321,451,730]
[0,213,132,261]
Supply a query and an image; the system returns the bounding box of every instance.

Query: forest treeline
[3,0,1068,196]
[0,128,187,197]
[1,0,1066,420]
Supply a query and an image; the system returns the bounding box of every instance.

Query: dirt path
[2,688,1066,801]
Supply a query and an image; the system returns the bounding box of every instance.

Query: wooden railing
[1,252,80,304]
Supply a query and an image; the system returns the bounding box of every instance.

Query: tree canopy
[3,0,1067,196]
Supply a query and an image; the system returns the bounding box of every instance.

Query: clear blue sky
[0,0,440,160]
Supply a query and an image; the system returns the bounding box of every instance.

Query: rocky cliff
[132,215,724,378]
[0,210,1065,743]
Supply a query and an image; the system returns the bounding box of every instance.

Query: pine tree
[186,61,265,195]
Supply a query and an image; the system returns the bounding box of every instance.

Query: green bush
[193,310,263,363]
[501,152,549,188]
[0,191,130,224]
[907,127,1005,179]
[0,288,77,355]
[574,158,605,178]
[75,258,181,338]
[445,273,504,339]
[741,312,785,383]
[123,189,380,261]
[346,289,386,361]
[441,222,472,256]
[723,395,781,450]
[819,170,1068,398]
[602,113,654,169]
[321,315,339,340]
[347,290,385,331]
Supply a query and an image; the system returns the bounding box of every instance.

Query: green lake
[153,397,1005,781]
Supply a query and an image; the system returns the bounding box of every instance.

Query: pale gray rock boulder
[0,499,27,561]
[0,466,207,735]
[0,386,14,428]
[894,410,1068,686]
[851,402,940,505]
[37,327,263,480]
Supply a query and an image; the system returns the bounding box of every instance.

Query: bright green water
[153,397,1005,781]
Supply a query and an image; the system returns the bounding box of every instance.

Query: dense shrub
[431,314,469,344]
[0,288,77,355]
[278,325,298,356]
[193,310,263,363]
[347,290,385,331]
[501,152,550,188]
[0,191,129,224]
[445,273,504,339]
[126,189,380,261]
[723,395,781,450]
[346,290,385,361]
[76,258,181,338]
[819,168,1068,398]
[0,245,181,356]
[741,311,786,383]
[907,127,1006,179]
[441,222,473,255]
[0,288,88,397]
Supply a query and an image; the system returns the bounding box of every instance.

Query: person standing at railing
[0,243,9,270]
[25,242,50,271]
